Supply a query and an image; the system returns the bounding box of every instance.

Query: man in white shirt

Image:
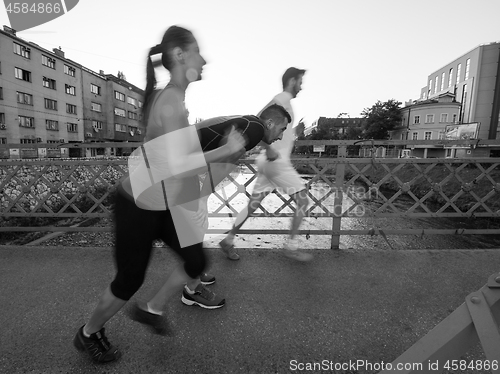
[220,67,312,261]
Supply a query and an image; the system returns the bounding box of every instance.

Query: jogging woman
[73,25,246,363]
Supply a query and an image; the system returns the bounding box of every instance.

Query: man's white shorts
[252,152,305,196]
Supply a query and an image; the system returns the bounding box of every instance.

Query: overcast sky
[1,0,499,126]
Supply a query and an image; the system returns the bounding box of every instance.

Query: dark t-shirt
[196,115,265,152]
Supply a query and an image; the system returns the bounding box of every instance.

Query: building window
[65,84,76,95]
[448,68,453,88]
[92,120,103,130]
[115,123,127,132]
[424,131,432,140]
[17,91,33,105]
[440,72,445,91]
[114,107,126,117]
[44,98,58,110]
[440,113,448,123]
[434,75,439,93]
[90,84,101,95]
[91,102,102,112]
[127,97,138,106]
[0,87,2,100]
[20,138,36,144]
[446,148,453,158]
[425,114,434,123]
[128,111,138,120]
[43,77,56,89]
[412,132,418,140]
[46,119,59,130]
[138,100,143,108]
[452,113,458,123]
[19,115,35,128]
[66,104,77,114]
[0,137,6,144]
[0,113,5,125]
[456,63,462,84]
[42,55,56,69]
[13,42,31,59]
[413,115,420,124]
[464,58,470,80]
[64,65,76,76]
[460,84,468,122]
[428,80,432,97]
[128,126,138,135]
[15,67,31,82]
[67,123,78,132]
[115,91,125,101]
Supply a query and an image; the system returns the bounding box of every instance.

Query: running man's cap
[282,67,306,88]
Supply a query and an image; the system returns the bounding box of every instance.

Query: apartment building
[320,117,365,135]
[391,41,500,158]
[391,94,462,158]
[0,25,145,158]
[307,117,365,137]
[81,67,107,156]
[103,74,144,156]
[0,26,83,157]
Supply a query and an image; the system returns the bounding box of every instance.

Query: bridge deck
[0,245,498,373]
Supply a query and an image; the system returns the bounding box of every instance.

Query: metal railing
[1,140,499,248]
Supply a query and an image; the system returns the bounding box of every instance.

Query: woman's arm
[149,88,245,179]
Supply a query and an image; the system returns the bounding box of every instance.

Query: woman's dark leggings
[110,187,207,301]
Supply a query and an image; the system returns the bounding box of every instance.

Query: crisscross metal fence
[1,140,499,248]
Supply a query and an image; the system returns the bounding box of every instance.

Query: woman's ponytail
[142,46,162,122]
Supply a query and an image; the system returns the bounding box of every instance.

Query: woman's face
[183,41,206,82]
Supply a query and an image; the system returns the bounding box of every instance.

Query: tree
[294,119,309,154]
[117,71,127,81]
[343,125,363,140]
[361,99,402,139]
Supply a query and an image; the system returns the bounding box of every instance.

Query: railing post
[379,273,500,374]
[331,144,347,249]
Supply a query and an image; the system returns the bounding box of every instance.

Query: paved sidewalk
[0,245,499,374]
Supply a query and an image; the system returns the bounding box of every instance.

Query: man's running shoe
[200,272,215,285]
[181,284,225,309]
[128,301,169,336]
[283,243,313,262]
[73,325,121,363]
[219,238,240,260]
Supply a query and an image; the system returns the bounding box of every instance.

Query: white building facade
[391,42,500,158]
